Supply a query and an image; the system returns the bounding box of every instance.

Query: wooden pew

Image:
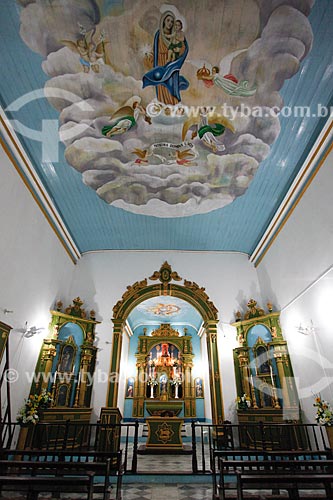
[0,449,123,500]
[0,470,95,500]
[212,449,333,500]
[236,469,333,500]
[211,450,269,499]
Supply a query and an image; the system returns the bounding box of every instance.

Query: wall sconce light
[1,308,14,315]
[24,325,45,338]
[14,321,44,338]
[297,320,315,336]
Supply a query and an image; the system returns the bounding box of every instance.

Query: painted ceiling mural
[15,0,314,217]
[127,297,202,333]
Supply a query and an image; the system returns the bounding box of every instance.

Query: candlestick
[270,365,274,385]
[250,374,258,409]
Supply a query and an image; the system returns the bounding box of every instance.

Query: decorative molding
[250,118,333,266]
[112,262,218,321]
[150,324,180,337]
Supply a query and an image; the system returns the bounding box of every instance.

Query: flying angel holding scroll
[182,108,235,153]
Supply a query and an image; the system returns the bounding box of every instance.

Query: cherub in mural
[197,64,256,97]
[131,145,197,166]
[61,28,109,73]
[182,108,235,153]
[142,10,189,105]
[102,97,151,138]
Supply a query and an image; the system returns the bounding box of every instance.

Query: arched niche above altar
[109,261,222,424]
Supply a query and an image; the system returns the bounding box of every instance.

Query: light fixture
[1,308,14,315]
[13,321,44,338]
[297,320,315,336]
[24,325,45,338]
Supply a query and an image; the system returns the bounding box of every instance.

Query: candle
[250,374,253,387]
[270,365,274,385]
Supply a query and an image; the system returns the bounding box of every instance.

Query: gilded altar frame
[133,323,195,418]
[29,297,100,421]
[106,261,224,424]
[232,299,300,423]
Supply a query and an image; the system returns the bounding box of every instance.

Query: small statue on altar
[160,375,167,393]
[159,375,168,400]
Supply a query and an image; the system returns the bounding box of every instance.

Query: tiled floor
[136,451,194,473]
[122,483,213,500]
[1,484,327,499]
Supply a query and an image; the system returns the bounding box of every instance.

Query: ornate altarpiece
[29,298,99,429]
[133,323,195,419]
[232,299,299,426]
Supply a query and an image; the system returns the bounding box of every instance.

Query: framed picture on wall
[125,377,134,398]
[195,377,204,398]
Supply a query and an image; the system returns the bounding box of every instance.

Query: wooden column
[183,358,195,417]
[38,339,58,392]
[205,320,224,424]
[106,319,124,408]
[77,348,94,407]
[133,357,145,417]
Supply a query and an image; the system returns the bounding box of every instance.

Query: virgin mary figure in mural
[142,11,189,105]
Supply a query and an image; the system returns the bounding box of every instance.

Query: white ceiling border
[0,106,81,263]
[250,117,333,267]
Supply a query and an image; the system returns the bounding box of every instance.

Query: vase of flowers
[170,376,182,399]
[17,389,53,425]
[314,396,333,448]
[147,377,158,398]
[237,394,251,410]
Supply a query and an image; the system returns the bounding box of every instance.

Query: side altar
[132,323,196,419]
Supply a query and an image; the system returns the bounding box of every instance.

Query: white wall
[0,145,74,421]
[258,148,333,423]
[69,250,260,420]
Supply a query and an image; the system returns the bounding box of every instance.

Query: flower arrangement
[170,375,182,386]
[314,396,333,426]
[237,393,251,410]
[17,389,53,425]
[147,377,158,386]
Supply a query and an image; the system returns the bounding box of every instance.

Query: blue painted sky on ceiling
[127,296,203,334]
[1,0,332,254]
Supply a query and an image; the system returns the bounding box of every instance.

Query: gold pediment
[151,324,180,337]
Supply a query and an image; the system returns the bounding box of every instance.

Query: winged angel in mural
[101,97,151,138]
[17,0,315,217]
[61,27,109,73]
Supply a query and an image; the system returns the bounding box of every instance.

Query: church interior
[1,0,333,498]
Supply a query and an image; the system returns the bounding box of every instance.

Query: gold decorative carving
[112,262,218,320]
[183,280,218,318]
[55,297,96,319]
[113,279,148,316]
[155,421,175,444]
[149,261,182,284]
[244,299,265,319]
[151,324,180,337]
